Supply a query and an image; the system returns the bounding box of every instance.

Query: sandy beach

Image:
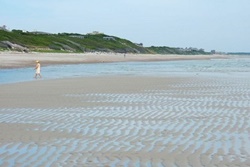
[0,52,228,69]
[1,76,250,166]
[0,53,249,166]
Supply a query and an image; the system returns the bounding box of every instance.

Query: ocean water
[0,55,249,84]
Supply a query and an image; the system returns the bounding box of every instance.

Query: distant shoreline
[0,52,229,69]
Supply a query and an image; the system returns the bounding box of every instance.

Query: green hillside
[146,46,210,55]
[0,30,210,54]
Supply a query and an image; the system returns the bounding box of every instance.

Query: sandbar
[0,75,249,166]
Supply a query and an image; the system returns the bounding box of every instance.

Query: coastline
[0,51,228,69]
[0,53,249,166]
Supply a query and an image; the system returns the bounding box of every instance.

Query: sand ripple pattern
[0,77,250,167]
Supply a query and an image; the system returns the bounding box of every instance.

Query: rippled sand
[0,76,249,167]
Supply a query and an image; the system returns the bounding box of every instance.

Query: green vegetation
[0,30,210,54]
[146,46,210,55]
[228,52,250,55]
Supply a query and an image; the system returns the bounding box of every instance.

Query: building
[135,43,143,47]
[87,31,104,35]
[211,50,216,54]
[103,36,115,41]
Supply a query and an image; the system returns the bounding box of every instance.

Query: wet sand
[0,52,228,69]
[0,75,249,166]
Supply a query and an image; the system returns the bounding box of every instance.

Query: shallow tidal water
[0,55,250,84]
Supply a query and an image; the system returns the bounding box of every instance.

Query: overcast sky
[1,0,250,52]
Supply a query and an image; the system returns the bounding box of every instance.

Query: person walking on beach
[34,60,42,78]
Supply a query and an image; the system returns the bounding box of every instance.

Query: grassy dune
[0,30,209,54]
